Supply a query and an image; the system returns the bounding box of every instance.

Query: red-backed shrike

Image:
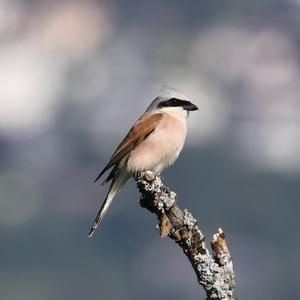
[89,87,198,237]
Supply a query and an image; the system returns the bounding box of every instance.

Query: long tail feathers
[88,191,115,237]
[88,172,129,237]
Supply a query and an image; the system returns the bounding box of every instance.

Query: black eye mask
[158,98,198,111]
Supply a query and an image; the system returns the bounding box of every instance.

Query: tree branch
[135,171,236,300]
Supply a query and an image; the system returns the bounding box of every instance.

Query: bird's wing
[94,112,163,183]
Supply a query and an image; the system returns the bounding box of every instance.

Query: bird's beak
[184,102,199,111]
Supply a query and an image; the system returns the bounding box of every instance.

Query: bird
[88,87,198,237]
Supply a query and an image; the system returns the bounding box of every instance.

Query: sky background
[1,0,300,299]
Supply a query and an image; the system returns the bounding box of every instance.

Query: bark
[135,171,236,300]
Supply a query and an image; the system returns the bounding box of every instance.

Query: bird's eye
[170,98,180,105]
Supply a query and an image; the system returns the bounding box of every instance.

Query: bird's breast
[127,113,187,173]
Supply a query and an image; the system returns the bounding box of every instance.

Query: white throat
[158,107,188,121]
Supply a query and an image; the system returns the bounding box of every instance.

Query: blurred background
[1,0,300,299]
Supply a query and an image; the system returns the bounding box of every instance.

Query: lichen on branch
[135,171,236,300]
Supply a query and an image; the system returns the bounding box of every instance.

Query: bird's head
[147,86,198,118]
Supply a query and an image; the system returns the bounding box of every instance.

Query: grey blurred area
[1,0,300,299]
